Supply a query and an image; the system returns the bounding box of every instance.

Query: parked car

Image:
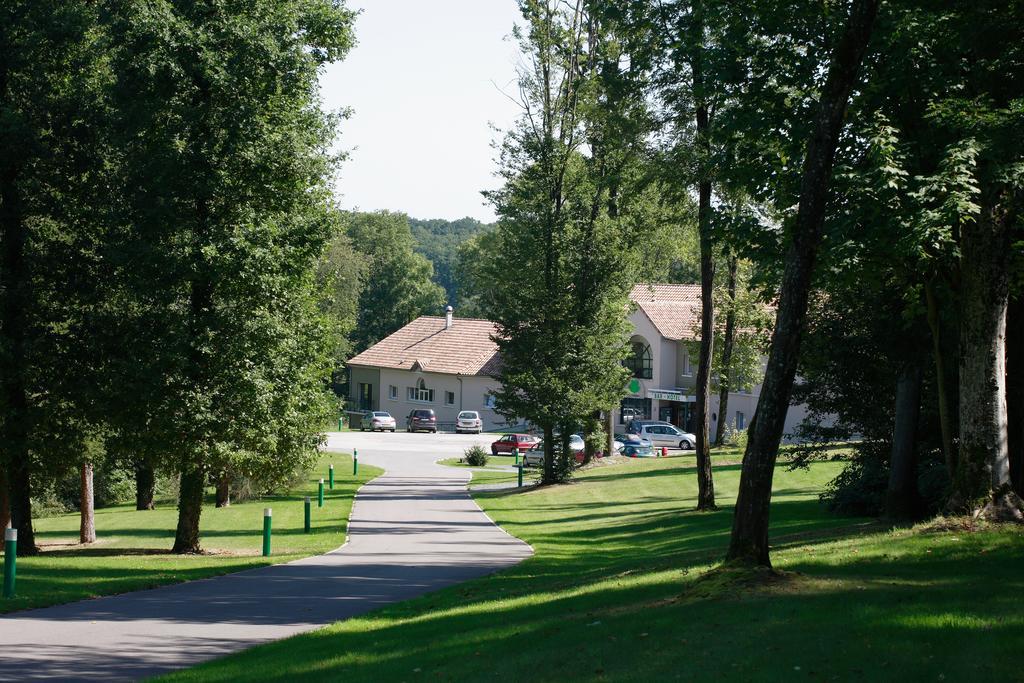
[456,410,484,434]
[360,411,396,432]
[491,433,540,455]
[615,433,656,457]
[522,434,585,467]
[406,408,437,433]
[628,420,695,449]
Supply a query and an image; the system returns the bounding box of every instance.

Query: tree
[483,0,653,484]
[727,0,879,567]
[105,0,355,553]
[0,1,107,555]
[345,211,446,352]
[409,217,492,307]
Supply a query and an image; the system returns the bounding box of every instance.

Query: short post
[318,478,325,508]
[661,446,667,457]
[338,417,343,431]
[262,509,272,557]
[518,464,523,488]
[514,448,519,466]
[353,449,358,476]
[304,496,311,533]
[3,528,16,598]
[329,464,335,490]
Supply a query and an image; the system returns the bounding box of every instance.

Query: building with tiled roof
[346,308,507,430]
[347,286,814,439]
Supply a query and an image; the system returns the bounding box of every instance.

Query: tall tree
[483,0,653,484]
[0,1,106,555]
[106,0,355,553]
[346,211,445,352]
[727,0,879,567]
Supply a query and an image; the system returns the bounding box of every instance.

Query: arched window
[624,340,652,379]
[407,378,434,403]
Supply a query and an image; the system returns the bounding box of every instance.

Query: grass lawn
[166,453,1023,682]
[0,453,381,614]
[437,455,539,488]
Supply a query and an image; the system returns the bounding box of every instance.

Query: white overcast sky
[319,1,525,223]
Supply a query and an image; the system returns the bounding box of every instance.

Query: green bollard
[338,417,343,431]
[353,449,358,476]
[304,496,311,533]
[3,528,16,598]
[318,478,325,507]
[329,464,335,490]
[518,464,523,488]
[514,448,519,466]
[262,508,272,557]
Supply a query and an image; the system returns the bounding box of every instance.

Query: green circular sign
[628,379,641,394]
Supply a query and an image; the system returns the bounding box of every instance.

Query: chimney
[445,305,453,330]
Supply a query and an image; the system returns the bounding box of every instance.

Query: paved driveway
[0,431,531,681]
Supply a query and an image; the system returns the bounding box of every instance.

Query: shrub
[464,445,488,467]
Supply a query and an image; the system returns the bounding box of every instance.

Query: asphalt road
[0,432,532,681]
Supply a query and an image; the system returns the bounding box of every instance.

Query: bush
[464,445,488,467]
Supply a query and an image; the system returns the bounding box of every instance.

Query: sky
[319,1,525,223]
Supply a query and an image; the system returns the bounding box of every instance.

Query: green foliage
[409,217,492,308]
[463,445,489,467]
[344,211,446,351]
[482,1,659,484]
[99,0,357,550]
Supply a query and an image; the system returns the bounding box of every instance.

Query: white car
[455,410,483,434]
[632,422,695,449]
[360,411,396,432]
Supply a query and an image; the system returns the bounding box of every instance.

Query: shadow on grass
[169,518,1024,683]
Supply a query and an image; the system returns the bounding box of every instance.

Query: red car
[491,433,539,456]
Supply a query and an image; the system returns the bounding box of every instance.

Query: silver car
[360,411,396,432]
[522,435,585,467]
[634,422,695,449]
[455,410,483,434]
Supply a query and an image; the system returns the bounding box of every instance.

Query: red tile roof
[630,284,702,341]
[347,316,501,376]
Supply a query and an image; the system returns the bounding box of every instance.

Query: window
[484,394,497,408]
[388,385,397,400]
[682,349,692,376]
[623,340,653,379]
[736,411,746,430]
[620,397,651,423]
[358,383,373,412]
[445,390,455,406]
[407,378,434,403]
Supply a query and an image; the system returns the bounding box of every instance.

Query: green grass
[437,455,535,488]
[1,453,381,613]
[166,454,1023,682]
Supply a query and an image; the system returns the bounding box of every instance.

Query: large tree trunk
[885,359,923,521]
[135,460,155,510]
[726,0,879,567]
[172,462,205,553]
[715,255,738,445]
[1008,293,1023,496]
[694,176,716,510]
[690,7,715,510]
[0,128,38,556]
[215,473,231,508]
[80,462,96,544]
[542,424,555,485]
[925,277,957,478]
[950,195,1023,520]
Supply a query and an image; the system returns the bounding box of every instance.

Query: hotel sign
[649,389,695,403]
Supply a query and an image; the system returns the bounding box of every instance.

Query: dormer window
[624,340,652,379]
[407,378,434,403]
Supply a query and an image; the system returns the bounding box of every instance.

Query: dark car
[490,433,540,456]
[406,409,437,433]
